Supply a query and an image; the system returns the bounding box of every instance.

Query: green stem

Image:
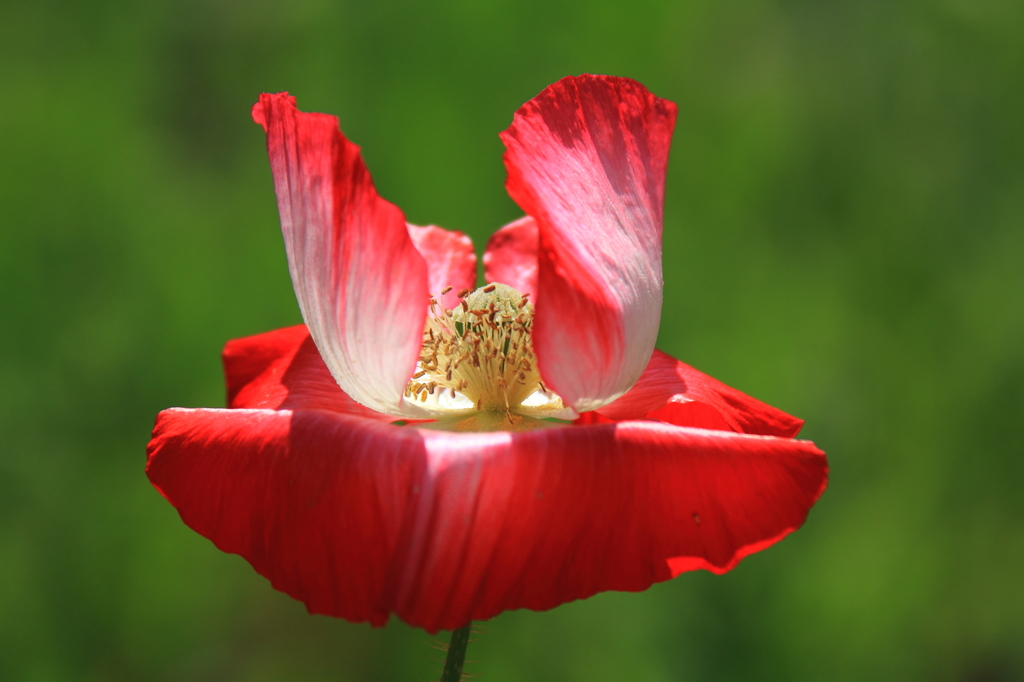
[440,623,471,682]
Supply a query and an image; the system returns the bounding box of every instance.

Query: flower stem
[440,623,471,682]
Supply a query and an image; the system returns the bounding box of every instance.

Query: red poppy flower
[146,75,827,634]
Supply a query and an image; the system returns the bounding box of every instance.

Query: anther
[404,281,564,417]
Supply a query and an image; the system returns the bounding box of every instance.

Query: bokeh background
[2,0,1022,680]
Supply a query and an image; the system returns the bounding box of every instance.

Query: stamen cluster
[405,283,547,414]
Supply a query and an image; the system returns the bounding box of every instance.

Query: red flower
[146,75,827,634]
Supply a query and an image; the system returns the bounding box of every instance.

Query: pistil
[404,283,558,418]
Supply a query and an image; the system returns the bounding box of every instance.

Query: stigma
[404,283,565,419]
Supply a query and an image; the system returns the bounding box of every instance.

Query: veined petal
[223,325,392,421]
[597,349,806,438]
[147,408,426,628]
[407,223,478,310]
[147,411,826,633]
[482,215,538,299]
[252,93,427,416]
[501,75,677,413]
[401,423,825,630]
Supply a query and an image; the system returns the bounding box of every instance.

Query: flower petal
[407,223,478,310]
[596,349,806,438]
[500,75,677,413]
[482,215,538,298]
[252,93,428,416]
[148,410,826,633]
[402,423,826,630]
[147,408,427,627]
[223,325,392,421]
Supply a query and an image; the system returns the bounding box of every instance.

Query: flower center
[405,283,560,417]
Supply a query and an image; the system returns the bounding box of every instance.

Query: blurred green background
[2,0,1022,680]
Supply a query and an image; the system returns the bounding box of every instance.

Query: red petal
[223,325,391,421]
[500,75,677,413]
[482,216,538,298]
[253,93,427,416]
[597,349,805,438]
[147,408,426,627]
[148,409,826,633]
[407,223,478,310]
[406,423,825,629]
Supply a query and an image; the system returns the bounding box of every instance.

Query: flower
[146,75,828,634]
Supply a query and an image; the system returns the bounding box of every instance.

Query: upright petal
[406,223,478,309]
[483,215,539,299]
[501,75,677,413]
[597,349,806,438]
[148,410,826,633]
[253,93,428,416]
